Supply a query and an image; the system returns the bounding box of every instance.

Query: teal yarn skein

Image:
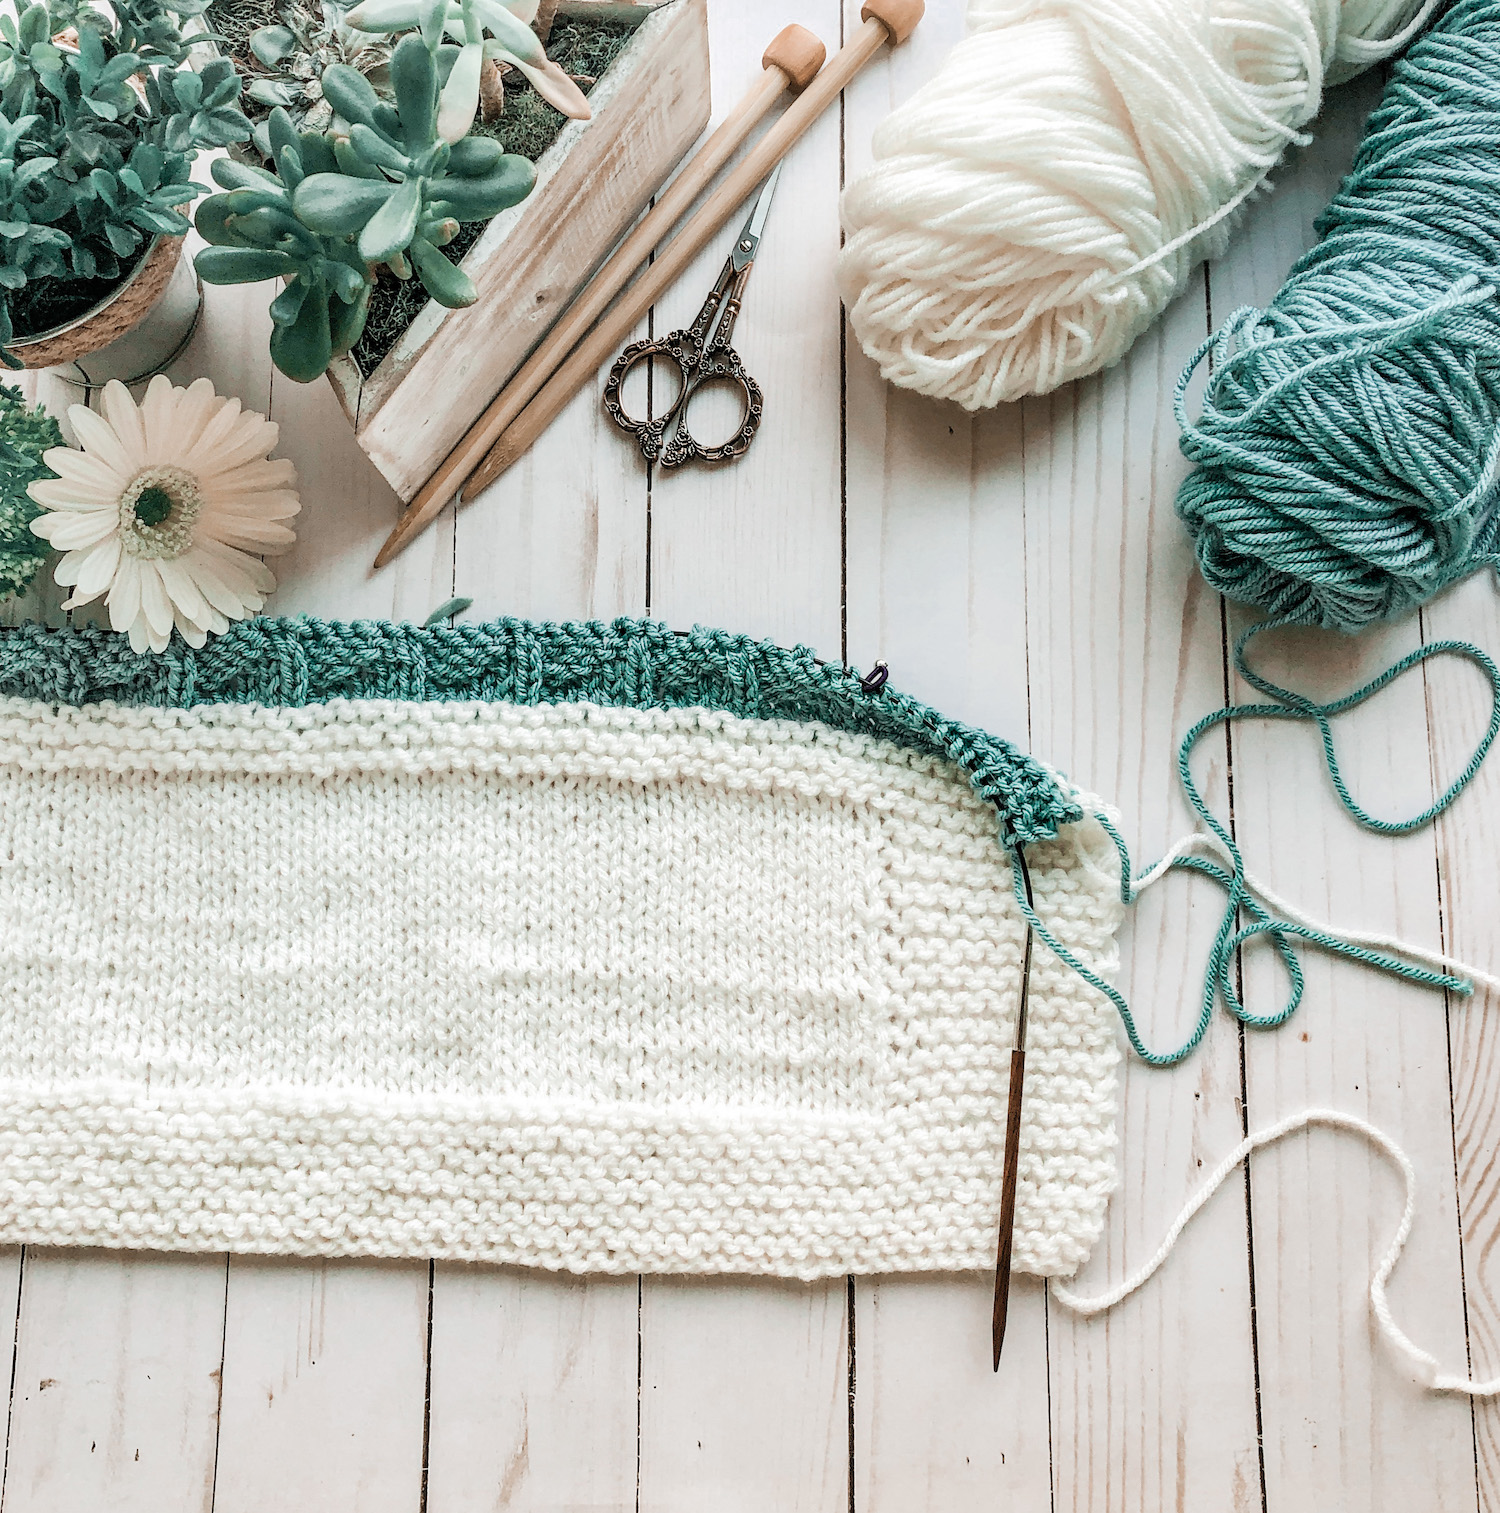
[1176,0,1500,631]
[1119,0,1500,1068]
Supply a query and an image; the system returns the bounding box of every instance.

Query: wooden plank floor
[5,3,1499,1506]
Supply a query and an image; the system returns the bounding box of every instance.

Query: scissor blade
[730,164,781,271]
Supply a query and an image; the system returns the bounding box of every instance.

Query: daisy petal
[198,515,298,551]
[182,547,259,616]
[176,395,245,473]
[173,609,208,649]
[99,381,146,458]
[156,556,212,626]
[201,458,297,494]
[70,402,143,475]
[108,556,143,635]
[193,415,282,478]
[27,478,118,512]
[161,377,222,458]
[69,535,122,598]
[31,510,117,549]
[39,447,128,498]
[138,561,174,638]
[200,539,276,595]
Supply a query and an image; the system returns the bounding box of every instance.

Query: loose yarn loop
[838,0,1433,410]
[1178,0,1500,632]
[1010,622,1500,1066]
[1052,1109,1500,1395]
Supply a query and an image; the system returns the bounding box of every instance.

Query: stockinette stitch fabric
[0,615,1127,1279]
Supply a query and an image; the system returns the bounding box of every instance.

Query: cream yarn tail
[838,0,1437,409]
[1053,1108,1500,1395]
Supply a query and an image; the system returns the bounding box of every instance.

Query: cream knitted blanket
[0,618,1125,1279]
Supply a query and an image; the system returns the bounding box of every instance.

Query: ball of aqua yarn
[837,0,1435,411]
[1177,0,1500,632]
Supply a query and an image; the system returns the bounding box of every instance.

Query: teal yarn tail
[1014,622,1495,1067]
[1132,0,1500,1065]
[1175,0,1500,633]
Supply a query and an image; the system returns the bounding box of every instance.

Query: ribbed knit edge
[0,616,1078,846]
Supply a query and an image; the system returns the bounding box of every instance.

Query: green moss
[206,0,282,54]
[0,386,63,600]
[350,16,636,377]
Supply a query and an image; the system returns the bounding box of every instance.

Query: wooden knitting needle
[992,849,1036,1370]
[372,23,828,570]
[374,0,924,569]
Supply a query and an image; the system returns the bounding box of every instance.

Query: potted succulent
[0,0,252,369]
[195,0,709,501]
[191,8,557,382]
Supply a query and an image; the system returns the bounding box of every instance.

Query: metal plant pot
[8,235,202,387]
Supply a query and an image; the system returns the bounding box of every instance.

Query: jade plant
[342,0,588,135]
[0,0,252,364]
[193,30,534,380]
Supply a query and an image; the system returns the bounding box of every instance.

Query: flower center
[133,487,173,527]
[118,466,202,560]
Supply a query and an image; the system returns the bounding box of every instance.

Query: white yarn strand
[1133,827,1500,997]
[1052,1108,1500,1396]
[839,0,1439,410]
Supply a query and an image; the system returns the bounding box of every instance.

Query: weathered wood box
[325,0,709,502]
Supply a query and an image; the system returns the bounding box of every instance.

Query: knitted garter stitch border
[0,615,1078,847]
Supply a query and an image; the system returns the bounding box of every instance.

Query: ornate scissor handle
[602,337,695,463]
[659,348,763,467]
[602,254,766,468]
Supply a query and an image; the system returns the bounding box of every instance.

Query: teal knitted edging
[0,614,1080,848]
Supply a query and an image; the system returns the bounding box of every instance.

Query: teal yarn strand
[1104,0,1500,1066]
[1032,624,1497,1068]
[1176,0,1500,632]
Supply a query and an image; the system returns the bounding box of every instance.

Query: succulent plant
[0,0,252,364]
[344,0,588,140]
[193,33,534,381]
[0,381,61,596]
[241,0,394,153]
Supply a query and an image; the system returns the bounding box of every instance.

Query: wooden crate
[326,0,710,502]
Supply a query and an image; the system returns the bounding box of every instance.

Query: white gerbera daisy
[27,375,300,654]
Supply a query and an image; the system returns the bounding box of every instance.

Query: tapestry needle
[992,848,1035,1371]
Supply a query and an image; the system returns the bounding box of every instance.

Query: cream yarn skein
[838,0,1436,409]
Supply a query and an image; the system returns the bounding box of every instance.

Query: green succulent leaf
[268,275,307,326]
[467,0,545,64]
[418,0,448,51]
[348,121,408,175]
[196,245,297,283]
[409,232,473,307]
[212,157,282,192]
[320,61,381,126]
[292,170,395,234]
[357,169,420,263]
[429,153,532,220]
[328,279,370,355]
[269,281,334,380]
[389,33,436,153]
[435,37,478,145]
[250,24,299,68]
[267,107,301,162]
[445,133,501,175]
[344,0,423,34]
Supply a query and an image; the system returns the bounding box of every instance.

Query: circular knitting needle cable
[992,848,1035,1370]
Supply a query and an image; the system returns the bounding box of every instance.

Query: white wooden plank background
[4,3,1498,1505]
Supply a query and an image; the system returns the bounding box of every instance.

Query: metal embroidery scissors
[603,167,780,468]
